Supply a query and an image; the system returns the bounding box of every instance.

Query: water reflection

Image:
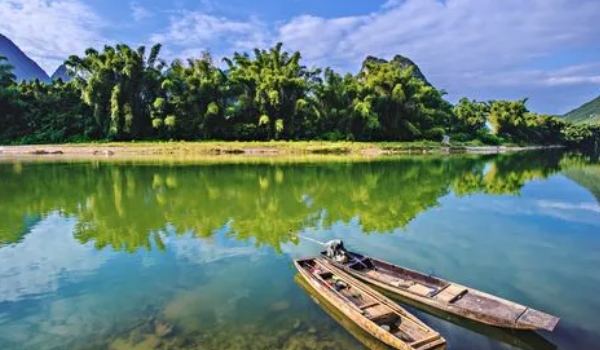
[0,215,109,303]
[1,151,600,350]
[0,151,571,252]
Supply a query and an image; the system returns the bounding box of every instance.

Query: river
[0,151,598,349]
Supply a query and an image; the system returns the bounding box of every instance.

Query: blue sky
[1,0,600,114]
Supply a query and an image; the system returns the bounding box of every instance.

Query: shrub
[423,127,445,141]
[478,131,503,145]
[450,133,472,142]
[232,123,257,141]
[321,130,346,141]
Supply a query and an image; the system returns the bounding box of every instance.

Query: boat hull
[294,258,445,350]
[320,253,559,332]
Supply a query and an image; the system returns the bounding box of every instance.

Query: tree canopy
[0,43,598,151]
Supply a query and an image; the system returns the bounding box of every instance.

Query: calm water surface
[0,151,599,350]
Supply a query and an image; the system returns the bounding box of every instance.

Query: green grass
[57,140,452,154]
[2,140,543,163]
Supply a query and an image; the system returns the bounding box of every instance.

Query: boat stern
[516,308,560,332]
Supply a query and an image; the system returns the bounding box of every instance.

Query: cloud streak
[131,1,153,22]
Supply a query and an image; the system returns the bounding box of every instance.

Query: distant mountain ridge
[51,64,70,82]
[0,33,49,82]
[563,93,600,124]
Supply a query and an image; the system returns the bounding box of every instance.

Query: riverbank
[0,141,564,158]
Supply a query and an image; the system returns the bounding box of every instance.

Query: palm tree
[224,42,314,140]
[65,44,165,139]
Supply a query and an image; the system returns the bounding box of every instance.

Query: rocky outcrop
[361,54,431,86]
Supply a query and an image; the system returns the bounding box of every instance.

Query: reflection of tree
[561,153,600,204]
[0,162,100,245]
[452,151,563,196]
[0,152,570,251]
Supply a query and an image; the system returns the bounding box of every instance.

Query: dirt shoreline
[0,143,565,159]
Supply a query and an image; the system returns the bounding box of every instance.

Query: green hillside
[564,94,600,124]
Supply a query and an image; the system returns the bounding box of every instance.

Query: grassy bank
[0,141,562,159]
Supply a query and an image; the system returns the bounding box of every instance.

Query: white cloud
[276,0,600,84]
[131,1,153,22]
[465,62,600,88]
[544,76,600,87]
[278,15,367,67]
[0,0,106,74]
[151,12,270,58]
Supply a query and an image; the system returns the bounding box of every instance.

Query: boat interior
[299,259,426,343]
[336,254,560,330]
[344,254,460,299]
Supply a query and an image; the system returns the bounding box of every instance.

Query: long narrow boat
[320,252,559,332]
[295,274,395,350]
[294,257,446,350]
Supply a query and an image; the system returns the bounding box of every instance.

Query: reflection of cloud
[0,214,109,302]
[533,200,600,226]
[164,231,261,265]
[536,200,600,213]
[455,196,600,227]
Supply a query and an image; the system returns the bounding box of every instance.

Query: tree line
[0,43,598,150]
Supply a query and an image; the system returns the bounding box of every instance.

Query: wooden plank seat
[435,284,468,303]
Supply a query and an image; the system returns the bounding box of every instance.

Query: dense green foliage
[0,44,598,150]
[564,93,600,124]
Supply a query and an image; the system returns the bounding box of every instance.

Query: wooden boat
[294,257,446,350]
[295,274,395,350]
[320,252,559,332]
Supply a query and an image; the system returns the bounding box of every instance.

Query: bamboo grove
[0,43,598,150]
